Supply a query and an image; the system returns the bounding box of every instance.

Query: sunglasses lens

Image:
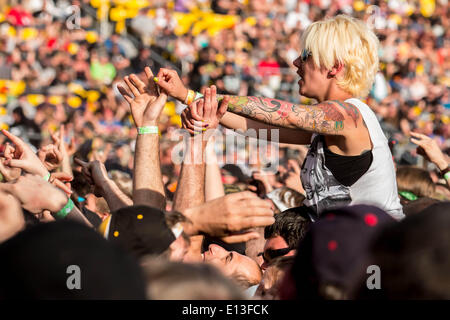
[301,50,310,62]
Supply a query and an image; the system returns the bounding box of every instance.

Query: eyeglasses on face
[260,247,292,263]
[301,49,311,63]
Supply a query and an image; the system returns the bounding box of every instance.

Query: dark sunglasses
[301,49,311,62]
[260,247,292,263]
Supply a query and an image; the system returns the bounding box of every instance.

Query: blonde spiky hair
[300,15,379,98]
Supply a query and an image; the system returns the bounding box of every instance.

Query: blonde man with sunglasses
[154,15,404,220]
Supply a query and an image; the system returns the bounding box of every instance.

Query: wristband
[194,91,204,101]
[43,172,51,181]
[399,190,418,201]
[138,126,159,135]
[444,172,450,181]
[54,198,74,219]
[184,89,196,105]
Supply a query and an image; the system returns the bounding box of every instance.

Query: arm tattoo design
[217,95,361,135]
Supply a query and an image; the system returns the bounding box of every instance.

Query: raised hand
[117,67,167,127]
[1,129,49,177]
[0,174,67,214]
[181,85,230,134]
[154,67,188,103]
[410,131,448,171]
[74,158,109,197]
[37,143,63,171]
[0,156,21,182]
[49,171,73,195]
[182,191,275,243]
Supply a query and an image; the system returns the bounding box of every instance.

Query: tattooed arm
[219,111,313,145]
[217,95,361,135]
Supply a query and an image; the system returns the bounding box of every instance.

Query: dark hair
[264,207,311,249]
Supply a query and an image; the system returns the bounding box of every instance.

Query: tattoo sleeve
[217,95,360,135]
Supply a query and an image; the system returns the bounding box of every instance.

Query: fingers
[221,231,260,244]
[155,68,175,92]
[410,131,427,139]
[197,97,204,118]
[217,95,230,119]
[202,87,211,119]
[229,190,260,201]
[129,74,146,94]
[1,130,25,150]
[144,66,158,94]
[50,171,73,182]
[117,84,133,104]
[410,138,424,147]
[52,178,72,194]
[241,216,276,228]
[74,157,88,168]
[4,158,26,170]
[124,76,140,97]
[3,143,15,159]
[189,100,206,121]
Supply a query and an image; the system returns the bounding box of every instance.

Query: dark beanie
[108,205,176,258]
[0,220,146,299]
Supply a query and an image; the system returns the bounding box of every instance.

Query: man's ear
[328,62,344,78]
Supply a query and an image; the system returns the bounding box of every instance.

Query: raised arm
[118,67,167,210]
[75,158,132,212]
[218,96,360,136]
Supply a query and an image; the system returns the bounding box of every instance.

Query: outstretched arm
[153,68,359,140]
[218,96,360,135]
[118,67,168,210]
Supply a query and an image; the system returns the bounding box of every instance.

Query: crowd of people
[0,0,449,300]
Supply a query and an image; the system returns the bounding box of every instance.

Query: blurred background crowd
[0,0,449,208]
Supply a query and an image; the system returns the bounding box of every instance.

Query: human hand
[410,131,448,171]
[49,171,73,195]
[154,67,188,103]
[249,170,273,195]
[182,191,275,243]
[37,144,63,171]
[0,174,68,213]
[74,158,109,197]
[0,157,21,182]
[0,190,24,243]
[1,130,49,177]
[181,85,230,134]
[117,67,168,127]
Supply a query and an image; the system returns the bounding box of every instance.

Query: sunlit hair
[300,15,379,98]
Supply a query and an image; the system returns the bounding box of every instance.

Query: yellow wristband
[184,90,196,105]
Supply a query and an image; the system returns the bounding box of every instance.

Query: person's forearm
[218,95,350,135]
[61,155,73,177]
[220,105,312,144]
[173,136,207,262]
[65,206,93,227]
[100,178,133,212]
[173,137,207,212]
[205,140,225,201]
[133,134,165,210]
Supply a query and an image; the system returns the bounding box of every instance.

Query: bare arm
[117,68,168,210]
[219,111,313,145]
[98,178,133,212]
[205,138,225,201]
[133,133,165,210]
[219,95,361,136]
[75,158,132,213]
[173,135,207,262]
